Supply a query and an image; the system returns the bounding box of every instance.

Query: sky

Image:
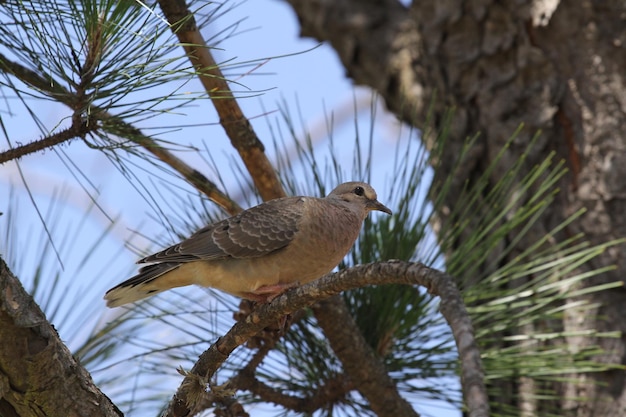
[0,1,460,416]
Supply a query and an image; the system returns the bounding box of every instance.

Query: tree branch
[0,52,242,216]
[222,340,353,413]
[313,295,419,417]
[233,369,352,413]
[0,257,122,417]
[0,120,98,164]
[164,261,489,417]
[157,0,286,201]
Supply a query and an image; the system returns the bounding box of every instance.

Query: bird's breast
[274,203,362,284]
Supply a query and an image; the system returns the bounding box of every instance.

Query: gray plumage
[104,182,391,307]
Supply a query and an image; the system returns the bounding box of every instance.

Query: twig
[232,369,352,413]
[0,121,97,164]
[164,260,490,417]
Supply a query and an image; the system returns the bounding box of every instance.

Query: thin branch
[195,394,249,417]
[165,261,489,417]
[0,257,122,417]
[100,112,243,216]
[0,120,97,165]
[233,369,352,413]
[0,52,68,98]
[218,337,352,413]
[0,53,242,215]
[313,295,418,417]
[157,0,286,201]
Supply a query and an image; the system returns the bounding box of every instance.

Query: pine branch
[157,0,286,201]
[313,295,419,417]
[165,261,489,417]
[234,370,352,413]
[0,119,98,164]
[0,53,241,215]
[218,340,352,413]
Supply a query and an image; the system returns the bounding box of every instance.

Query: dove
[104,182,391,307]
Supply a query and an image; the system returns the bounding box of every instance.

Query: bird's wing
[138,197,304,263]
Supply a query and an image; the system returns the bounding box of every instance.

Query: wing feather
[138,197,304,264]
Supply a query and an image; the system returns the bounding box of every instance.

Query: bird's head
[327,182,392,216]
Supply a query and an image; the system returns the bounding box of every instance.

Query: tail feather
[104,262,184,307]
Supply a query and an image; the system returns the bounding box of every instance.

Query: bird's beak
[367,199,392,215]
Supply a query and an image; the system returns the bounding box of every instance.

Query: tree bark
[0,257,122,417]
[285,0,626,416]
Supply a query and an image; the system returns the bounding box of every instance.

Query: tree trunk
[285,0,626,415]
[0,257,122,417]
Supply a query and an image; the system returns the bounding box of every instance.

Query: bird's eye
[354,186,364,196]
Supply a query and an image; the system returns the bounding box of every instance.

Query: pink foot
[242,282,299,303]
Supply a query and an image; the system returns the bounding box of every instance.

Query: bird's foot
[243,282,300,303]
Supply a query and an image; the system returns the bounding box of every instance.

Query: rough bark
[285,0,626,416]
[0,257,122,417]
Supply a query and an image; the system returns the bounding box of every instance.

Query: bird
[104,182,392,307]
